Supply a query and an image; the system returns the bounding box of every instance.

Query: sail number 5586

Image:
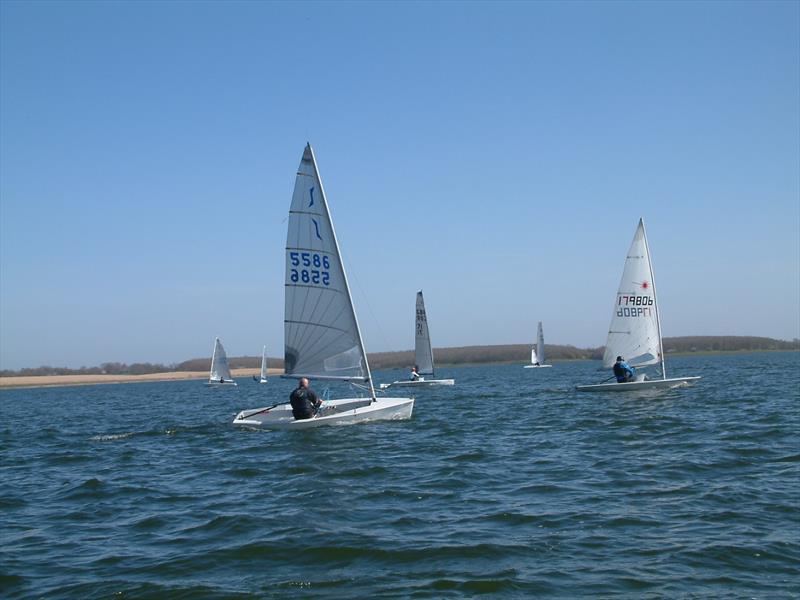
[289,252,331,286]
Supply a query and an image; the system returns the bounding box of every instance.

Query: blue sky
[1,0,798,369]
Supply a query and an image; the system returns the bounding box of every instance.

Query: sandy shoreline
[0,368,285,390]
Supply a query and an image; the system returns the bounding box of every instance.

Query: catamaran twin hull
[379,379,455,389]
[575,376,701,393]
[232,397,414,429]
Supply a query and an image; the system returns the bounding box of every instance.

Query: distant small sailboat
[252,345,268,383]
[233,144,414,428]
[207,337,237,386]
[380,291,455,389]
[576,218,700,392]
[523,321,552,368]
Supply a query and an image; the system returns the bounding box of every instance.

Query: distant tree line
[1,336,796,377]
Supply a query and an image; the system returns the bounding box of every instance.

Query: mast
[640,218,666,380]
[306,143,377,400]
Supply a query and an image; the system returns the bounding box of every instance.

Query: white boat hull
[576,376,701,392]
[232,397,414,429]
[523,364,552,369]
[379,379,455,389]
[206,381,238,387]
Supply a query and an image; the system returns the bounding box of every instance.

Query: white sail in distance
[602,219,663,370]
[260,346,268,381]
[415,291,434,375]
[536,321,546,364]
[284,144,370,382]
[209,337,233,382]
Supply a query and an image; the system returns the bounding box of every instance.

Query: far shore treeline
[1,336,797,378]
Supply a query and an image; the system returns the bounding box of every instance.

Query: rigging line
[348,258,391,354]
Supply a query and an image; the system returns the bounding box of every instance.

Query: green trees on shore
[2,336,796,377]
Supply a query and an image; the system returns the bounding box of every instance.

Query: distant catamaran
[576,218,700,392]
[207,337,237,386]
[524,321,552,368]
[233,144,414,428]
[380,291,455,389]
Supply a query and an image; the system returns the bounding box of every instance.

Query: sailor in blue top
[613,356,635,383]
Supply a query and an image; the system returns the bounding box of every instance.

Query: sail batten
[283,144,373,390]
[602,219,662,371]
[415,291,435,375]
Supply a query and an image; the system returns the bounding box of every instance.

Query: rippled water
[1,352,798,598]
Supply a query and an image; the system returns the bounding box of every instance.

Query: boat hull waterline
[523,365,552,369]
[575,376,701,392]
[379,379,455,389]
[232,397,414,429]
[206,381,238,387]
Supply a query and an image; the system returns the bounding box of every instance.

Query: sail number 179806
[616,294,653,317]
[289,252,331,286]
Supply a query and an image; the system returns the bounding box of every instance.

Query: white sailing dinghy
[576,218,700,392]
[380,291,455,389]
[233,144,414,429]
[207,337,237,386]
[253,345,268,383]
[523,321,552,368]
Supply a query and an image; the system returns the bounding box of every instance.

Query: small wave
[90,432,135,442]
[60,477,105,500]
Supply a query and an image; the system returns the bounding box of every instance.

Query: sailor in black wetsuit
[613,356,635,383]
[289,377,321,420]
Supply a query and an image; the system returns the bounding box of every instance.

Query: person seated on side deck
[613,356,636,383]
[410,366,422,381]
[289,377,321,420]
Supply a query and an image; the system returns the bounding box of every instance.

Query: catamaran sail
[524,321,552,368]
[577,219,700,392]
[207,337,237,386]
[233,144,414,427]
[379,291,454,389]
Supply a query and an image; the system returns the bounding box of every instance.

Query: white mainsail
[602,218,664,372]
[284,144,372,387]
[259,345,268,382]
[209,337,233,382]
[415,291,434,375]
[536,321,546,364]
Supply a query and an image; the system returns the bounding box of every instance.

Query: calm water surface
[1,352,798,598]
